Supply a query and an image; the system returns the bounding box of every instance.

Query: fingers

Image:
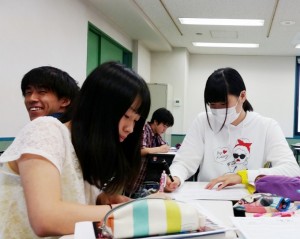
[160,144,170,152]
[206,174,241,190]
[165,176,180,192]
[205,175,225,189]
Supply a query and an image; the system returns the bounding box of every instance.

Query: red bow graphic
[234,139,252,152]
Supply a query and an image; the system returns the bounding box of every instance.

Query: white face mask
[210,101,241,126]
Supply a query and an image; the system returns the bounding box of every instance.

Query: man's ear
[60,98,71,108]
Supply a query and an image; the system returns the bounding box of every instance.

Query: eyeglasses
[233,153,246,159]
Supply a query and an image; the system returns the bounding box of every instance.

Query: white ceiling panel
[87,0,300,56]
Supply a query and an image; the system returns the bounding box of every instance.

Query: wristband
[237,170,255,194]
[237,170,248,184]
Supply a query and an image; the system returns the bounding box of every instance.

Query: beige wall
[0,0,135,136]
[0,0,296,139]
[151,53,295,137]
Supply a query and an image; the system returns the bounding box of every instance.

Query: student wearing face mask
[165,67,300,193]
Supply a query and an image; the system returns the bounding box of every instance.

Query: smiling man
[21,66,80,121]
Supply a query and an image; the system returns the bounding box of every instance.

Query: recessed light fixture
[193,42,259,48]
[295,44,300,49]
[179,18,264,26]
[280,20,295,26]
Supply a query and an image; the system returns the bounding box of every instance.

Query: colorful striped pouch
[100,198,205,238]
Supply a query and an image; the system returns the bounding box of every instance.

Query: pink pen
[273,212,294,217]
[159,170,166,192]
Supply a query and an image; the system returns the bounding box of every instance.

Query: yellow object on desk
[237,170,255,194]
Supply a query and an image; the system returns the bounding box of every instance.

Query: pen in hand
[162,159,174,182]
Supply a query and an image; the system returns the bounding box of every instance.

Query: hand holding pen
[162,159,174,182]
[159,144,170,153]
[164,176,181,192]
[161,160,181,192]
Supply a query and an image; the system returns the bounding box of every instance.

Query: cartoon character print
[227,139,252,173]
[214,147,231,163]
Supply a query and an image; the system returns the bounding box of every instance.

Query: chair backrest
[145,153,175,182]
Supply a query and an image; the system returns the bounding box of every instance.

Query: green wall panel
[87,30,100,75]
[100,38,123,64]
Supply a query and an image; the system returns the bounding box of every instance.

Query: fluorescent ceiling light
[179,18,264,26]
[193,42,259,48]
[295,44,300,49]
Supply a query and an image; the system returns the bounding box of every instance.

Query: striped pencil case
[98,198,205,238]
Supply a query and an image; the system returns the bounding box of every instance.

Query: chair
[145,153,175,182]
[290,144,300,164]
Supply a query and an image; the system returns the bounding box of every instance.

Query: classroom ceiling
[87,0,300,56]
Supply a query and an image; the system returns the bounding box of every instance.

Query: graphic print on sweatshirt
[214,138,252,173]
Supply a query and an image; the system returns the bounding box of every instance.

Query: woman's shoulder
[245,111,278,126]
[17,116,69,141]
[31,115,63,125]
[27,116,66,130]
[1,117,70,164]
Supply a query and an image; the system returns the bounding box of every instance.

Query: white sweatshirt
[170,111,300,185]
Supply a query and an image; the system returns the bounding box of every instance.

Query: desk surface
[64,182,300,239]
[148,151,177,156]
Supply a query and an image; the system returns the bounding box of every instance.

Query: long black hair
[204,67,253,130]
[71,61,150,193]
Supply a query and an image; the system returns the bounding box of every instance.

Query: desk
[63,182,300,239]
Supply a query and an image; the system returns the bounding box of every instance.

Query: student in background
[21,66,80,121]
[166,67,300,192]
[0,62,152,238]
[141,107,174,156]
[127,107,174,197]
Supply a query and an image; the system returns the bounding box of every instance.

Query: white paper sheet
[169,182,249,201]
[231,217,300,239]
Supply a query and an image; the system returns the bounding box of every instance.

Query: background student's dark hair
[71,61,151,194]
[204,67,253,130]
[150,107,174,127]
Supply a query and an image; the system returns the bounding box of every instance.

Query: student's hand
[164,176,181,192]
[159,144,170,153]
[205,173,242,190]
[96,192,132,205]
